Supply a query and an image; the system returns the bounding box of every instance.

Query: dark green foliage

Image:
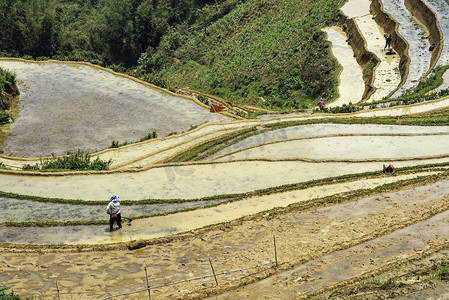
[22,151,112,171]
[139,131,157,142]
[0,67,16,124]
[154,0,344,109]
[435,266,449,280]
[318,103,362,114]
[196,94,209,105]
[0,0,223,67]
[0,0,344,109]
[0,282,21,300]
[110,140,128,148]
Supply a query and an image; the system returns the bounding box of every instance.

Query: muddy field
[1,172,449,299]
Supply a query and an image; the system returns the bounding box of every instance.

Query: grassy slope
[159,0,345,110]
[0,67,16,124]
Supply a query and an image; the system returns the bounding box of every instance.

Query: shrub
[22,151,112,171]
[139,131,157,142]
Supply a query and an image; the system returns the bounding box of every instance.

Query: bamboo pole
[144,267,152,300]
[274,235,278,267]
[209,258,219,285]
[56,281,61,300]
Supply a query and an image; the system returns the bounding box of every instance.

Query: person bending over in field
[383,163,394,173]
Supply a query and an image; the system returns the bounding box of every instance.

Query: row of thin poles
[100,235,279,300]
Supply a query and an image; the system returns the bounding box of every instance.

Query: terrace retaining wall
[338,15,379,100]
[404,0,443,80]
[371,0,410,98]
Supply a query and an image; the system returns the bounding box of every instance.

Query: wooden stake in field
[274,235,278,267]
[56,281,61,300]
[144,267,152,300]
[209,258,219,285]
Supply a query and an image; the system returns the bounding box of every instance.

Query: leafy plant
[0,282,20,300]
[22,151,112,171]
[434,266,449,280]
[110,140,129,148]
[196,94,209,105]
[139,131,157,142]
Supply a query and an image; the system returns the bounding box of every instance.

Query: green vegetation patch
[0,282,20,300]
[155,0,345,110]
[170,127,258,162]
[0,66,16,124]
[22,150,112,171]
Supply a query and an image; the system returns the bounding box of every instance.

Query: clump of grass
[196,94,209,105]
[434,266,449,280]
[110,140,129,148]
[365,278,403,287]
[139,131,157,142]
[110,131,158,148]
[22,151,112,171]
[0,282,20,300]
[315,102,362,114]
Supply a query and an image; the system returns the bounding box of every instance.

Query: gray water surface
[0,197,227,223]
[0,61,230,158]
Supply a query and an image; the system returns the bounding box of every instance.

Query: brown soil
[2,172,449,299]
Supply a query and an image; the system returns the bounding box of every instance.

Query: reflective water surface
[0,61,230,157]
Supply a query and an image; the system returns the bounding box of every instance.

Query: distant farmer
[106,194,122,232]
[384,34,393,51]
[383,163,394,173]
[292,100,298,109]
[317,97,324,110]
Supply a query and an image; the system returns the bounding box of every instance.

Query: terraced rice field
[2,0,449,299]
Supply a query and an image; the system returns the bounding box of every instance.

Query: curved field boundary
[338,14,379,100]
[0,171,440,245]
[372,0,410,98]
[212,132,449,161]
[405,0,443,75]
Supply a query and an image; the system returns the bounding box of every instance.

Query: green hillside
[0,0,346,110]
[0,67,16,124]
[145,0,345,109]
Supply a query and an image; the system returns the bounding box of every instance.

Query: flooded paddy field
[0,60,230,158]
[3,0,449,294]
[424,0,449,66]
[0,197,226,223]
[214,134,449,161]
[323,27,365,107]
[213,180,449,299]
[1,159,448,202]
[382,0,432,96]
[341,0,401,102]
[1,172,448,299]
[210,123,449,159]
[0,172,436,245]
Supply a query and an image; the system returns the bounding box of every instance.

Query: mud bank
[323,26,365,106]
[371,0,410,97]
[405,0,443,70]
